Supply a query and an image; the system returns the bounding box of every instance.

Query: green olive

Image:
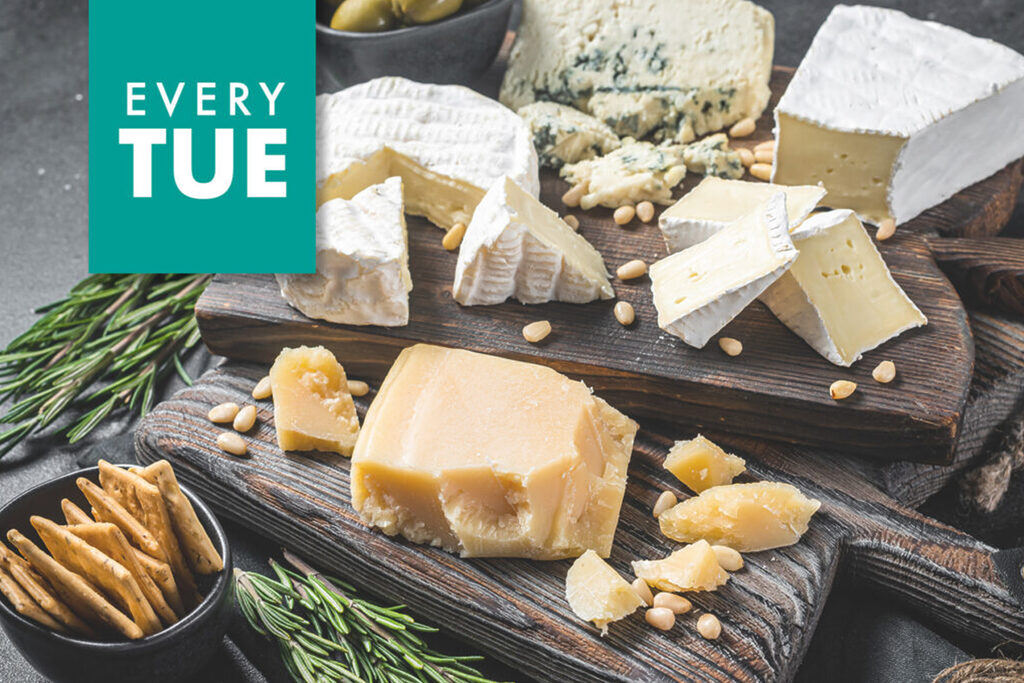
[393,0,463,25]
[330,0,399,32]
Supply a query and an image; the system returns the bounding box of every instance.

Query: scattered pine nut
[653,490,677,518]
[631,578,654,606]
[348,380,370,397]
[697,613,722,640]
[614,301,636,326]
[252,376,272,400]
[829,380,857,400]
[216,431,247,456]
[233,405,257,433]
[564,214,580,230]
[718,337,743,357]
[754,140,775,153]
[653,592,692,615]
[522,320,552,343]
[616,259,647,281]
[442,222,467,251]
[613,205,636,225]
[645,607,676,631]
[728,117,757,138]
[737,147,755,167]
[754,148,774,164]
[750,163,772,181]
[876,218,897,241]
[872,360,896,384]
[712,546,744,572]
[208,402,240,423]
[636,201,655,223]
[562,183,587,208]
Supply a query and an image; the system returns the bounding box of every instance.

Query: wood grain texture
[135,363,1024,683]
[929,237,1024,318]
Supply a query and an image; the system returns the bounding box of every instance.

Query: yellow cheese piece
[350,344,638,559]
[631,540,729,592]
[270,346,360,456]
[659,482,821,552]
[565,550,644,635]
[664,435,746,493]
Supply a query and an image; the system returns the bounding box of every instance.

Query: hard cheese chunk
[351,344,638,559]
[772,5,1024,225]
[518,102,621,170]
[760,210,927,366]
[561,140,686,209]
[270,346,360,456]
[631,540,729,592]
[453,176,613,306]
[565,550,644,635]
[659,482,820,552]
[659,176,826,252]
[276,178,412,327]
[650,192,796,348]
[665,435,746,493]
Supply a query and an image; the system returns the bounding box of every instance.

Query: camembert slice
[631,540,729,593]
[565,550,644,635]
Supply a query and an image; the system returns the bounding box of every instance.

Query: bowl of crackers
[0,460,231,683]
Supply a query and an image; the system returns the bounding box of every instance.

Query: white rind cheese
[501,0,775,142]
[277,178,412,327]
[317,77,539,228]
[650,193,796,348]
[518,102,621,170]
[561,140,687,209]
[759,209,927,366]
[659,177,826,252]
[772,5,1024,225]
[454,177,614,306]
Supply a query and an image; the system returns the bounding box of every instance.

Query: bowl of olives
[316,0,516,87]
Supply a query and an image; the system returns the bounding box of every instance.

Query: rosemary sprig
[235,551,507,683]
[0,273,211,456]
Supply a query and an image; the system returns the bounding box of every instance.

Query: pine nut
[562,182,587,208]
[216,431,247,456]
[737,147,755,167]
[348,380,370,397]
[712,545,744,572]
[631,578,654,606]
[233,405,257,433]
[697,613,722,640]
[564,215,580,230]
[522,320,552,343]
[750,163,772,181]
[872,360,896,384]
[208,402,239,423]
[645,607,676,631]
[718,337,742,357]
[614,301,636,326]
[613,205,636,225]
[636,201,655,223]
[653,490,677,518]
[616,259,647,281]
[754,140,775,153]
[252,376,272,400]
[729,117,757,138]
[876,218,897,241]
[653,592,692,614]
[754,149,774,164]
[829,380,857,400]
[442,222,467,251]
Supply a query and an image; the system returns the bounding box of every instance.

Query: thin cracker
[0,565,65,632]
[61,498,93,526]
[97,460,144,519]
[132,545,185,617]
[76,478,163,559]
[0,542,93,636]
[132,478,201,608]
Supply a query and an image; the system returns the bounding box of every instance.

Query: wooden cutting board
[134,361,1024,683]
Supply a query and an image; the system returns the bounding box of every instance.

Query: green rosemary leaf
[173,352,192,386]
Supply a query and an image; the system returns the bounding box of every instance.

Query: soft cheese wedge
[659,482,820,552]
[650,193,797,348]
[518,102,621,170]
[631,540,729,593]
[317,77,539,228]
[561,140,687,209]
[453,177,614,306]
[501,0,774,142]
[277,178,411,327]
[565,550,644,635]
[350,345,638,559]
[772,5,1024,225]
[665,435,746,493]
[659,177,826,252]
[760,210,927,366]
[270,346,360,456]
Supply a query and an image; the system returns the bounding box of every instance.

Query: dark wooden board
[929,237,1024,318]
[135,362,1024,683]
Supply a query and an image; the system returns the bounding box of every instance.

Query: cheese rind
[565,550,644,635]
[665,435,746,493]
[350,345,638,559]
[453,177,614,306]
[772,5,1024,225]
[631,540,729,592]
[760,210,927,366]
[518,102,621,170]
[561,140,687,209]
[650,193,796,348]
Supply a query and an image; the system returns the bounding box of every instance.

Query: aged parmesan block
[631,540,729,592]
[350,345,638,559]
[565,550,644,635]
[659,482,820,552]
[270,346,360,456]
[664,435,746,493]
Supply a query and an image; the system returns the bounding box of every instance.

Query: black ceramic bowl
[316,0,515,88]
[0,465,233,683]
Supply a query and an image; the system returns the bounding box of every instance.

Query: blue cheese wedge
[682,134,744,180]
[773,5,1024,225]
[560,140,687,209]
[500,0,775,142]
[453,177,613,305]
[518,102,621,170]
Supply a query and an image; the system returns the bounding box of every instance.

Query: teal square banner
[89,1,314,273]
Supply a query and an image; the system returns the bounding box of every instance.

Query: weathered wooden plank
[929,237,1024,318]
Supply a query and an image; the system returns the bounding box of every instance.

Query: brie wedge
[518,102,620,170]
[772,5,1024,225]
[760,210,927,366]
[317,77,539,229]
[277,177,411,326]
[454,177,614,306]
[659,177,826,252]
[650,192,796,348]
[561,140,687,209]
